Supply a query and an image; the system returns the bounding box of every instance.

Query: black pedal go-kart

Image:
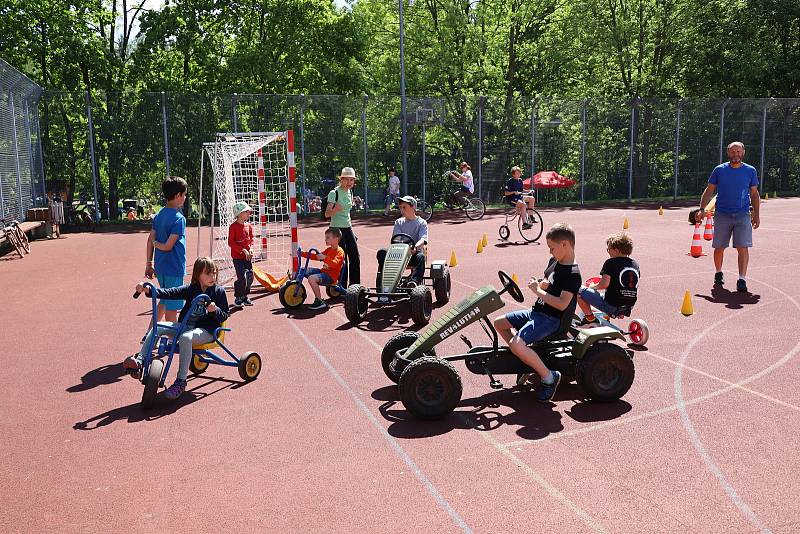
[345,233,451,326]
[381,271,636,420]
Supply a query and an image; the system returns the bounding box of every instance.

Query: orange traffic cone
[703,213,714,241]
[687,223,706,257]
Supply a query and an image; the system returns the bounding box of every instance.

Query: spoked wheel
[418,199,433,221]
[279,280,307,308]
[344,284,369,324]
[628,319,650,346]
[464,198,485,220]
[15,227,30,254]
[519,208,544,243]
[499,225,510,241]
[576,343,635,401]
[399,356,463,420]
[189,354,209,375]
[238,351,262,381]
[326,285,343,299]
[6,230,24,258]
[141,358,164,409]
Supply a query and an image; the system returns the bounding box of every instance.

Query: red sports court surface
[2,199,799,533]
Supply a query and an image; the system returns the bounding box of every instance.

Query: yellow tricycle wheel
[190,353,209,374]
[238,351,262,381]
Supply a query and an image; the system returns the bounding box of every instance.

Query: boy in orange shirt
[300,227,345,311]
[228,201,255,307]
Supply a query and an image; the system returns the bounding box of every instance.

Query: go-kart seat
[531,296,578,344]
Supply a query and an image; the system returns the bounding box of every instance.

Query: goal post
[200,131,298,285]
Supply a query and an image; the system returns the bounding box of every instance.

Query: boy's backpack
[321,189,339,220]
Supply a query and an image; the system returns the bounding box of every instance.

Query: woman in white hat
[325,167,361,284]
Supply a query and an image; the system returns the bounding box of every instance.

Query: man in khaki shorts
[697,142,761,293]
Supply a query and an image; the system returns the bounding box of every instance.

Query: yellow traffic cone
[449,250,458,267]
[764,193,769,201]
[482,233,488,248]
[477,239,484,253]
[681,290,694,316]
[512,273,520,286]
[623,217,630,229]
[658,206,663,216]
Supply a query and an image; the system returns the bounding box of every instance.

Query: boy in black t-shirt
[576,232,640,326]
[502,166,537,229]
[493,223,582,402]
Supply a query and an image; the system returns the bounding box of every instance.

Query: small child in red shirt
[300,227,345,311]
[229,201,255,307]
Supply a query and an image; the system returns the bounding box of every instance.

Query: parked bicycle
[1,219,30,258]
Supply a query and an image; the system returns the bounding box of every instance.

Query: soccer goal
[198,131,298,285]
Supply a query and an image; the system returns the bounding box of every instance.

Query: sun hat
[232,201,253,218]
[339,167,357,179]
[397,195,417,209]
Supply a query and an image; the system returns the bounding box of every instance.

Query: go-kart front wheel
[190,354,209,375]
[410,285,433,325]
[576,343,634,401]
[399,356,462,420]
[238,351,262,381]
[141,358,164,409]
[279,280,307,308]
[381,331,437,383]
[432,268,451,304]
[344,284,369,324]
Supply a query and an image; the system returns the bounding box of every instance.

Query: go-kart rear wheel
[238,351,262,381]
[381,331,436,383]
[465,198,485,220]
[141,358,164,409]
[628,319,649,346]
[344,284,369,324]
[519,208,544,243]
[189,354,209,375]
[410,285,433,325]
[433,268,451,304]
[326,285,343,299]
[499,225,510,241]
[399,356,462,420]
[576,343,634,401]
[279,280,306,308]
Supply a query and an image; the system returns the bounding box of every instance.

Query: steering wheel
[390,233,416,247]
[498,270,524,303]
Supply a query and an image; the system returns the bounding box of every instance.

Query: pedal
[459,334,473,349]
[489,378,503,390]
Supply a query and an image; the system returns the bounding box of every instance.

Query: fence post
[628,98,637,200]
[32,100,46,203]
[362,95,369,212]
[719,98,730,164]
[299,95,308,213]
[9,90,24,219]
[530,105,536,176]
[161,92,171,177]
[673,101,682,200]
[580,99,587,205]
[477,96,483,199]
[231,93,239,133]
[760,99,770,189]
[22,98,35,206]
[85,91,101,222]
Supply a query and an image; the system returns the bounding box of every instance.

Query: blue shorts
[156,273,185,311]
[712,211,753,249]
[578,287,620,316]
[506,194,523,206]
[385,192,398,206]
[504,310,560,344]
[458,185,472,194]
[306,268,334,286]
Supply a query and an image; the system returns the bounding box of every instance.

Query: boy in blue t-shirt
[146,176,188,321]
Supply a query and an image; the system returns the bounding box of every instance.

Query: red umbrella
[523,171,576,189]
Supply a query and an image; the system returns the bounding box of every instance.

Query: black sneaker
[234,297,244,307]
[521,223,533,230]
[242,297,254,306]
[714,272,724,286]
[538,371,562,402]
[736,279,748,293]
[309,299,328,310]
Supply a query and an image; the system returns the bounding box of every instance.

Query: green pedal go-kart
[381,271,636,420]
[345,233,451,326]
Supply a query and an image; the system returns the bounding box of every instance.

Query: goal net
[204,131,298,285]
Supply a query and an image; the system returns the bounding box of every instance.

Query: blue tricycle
[278,246,348,308]
[134,282,262,408]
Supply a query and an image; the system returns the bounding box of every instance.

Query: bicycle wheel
[464,198,485,221]
[417,199,433,221]
[519,208,544,243]
[5,229,24,258]
[16,227,30,254]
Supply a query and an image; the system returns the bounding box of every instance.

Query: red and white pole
[287,130,299,273]
[257,147,268,260]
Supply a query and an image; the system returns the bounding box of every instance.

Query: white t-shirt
[388,175,400,195]
[462,170,474,193]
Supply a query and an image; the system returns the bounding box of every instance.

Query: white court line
[285,320,473,533]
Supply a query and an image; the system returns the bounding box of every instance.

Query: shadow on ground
[695,286,761,309]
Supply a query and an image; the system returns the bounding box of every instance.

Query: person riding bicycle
[503,166,536,229]
[449,161,475,206]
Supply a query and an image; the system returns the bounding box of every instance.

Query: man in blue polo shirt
[698,141,761,293]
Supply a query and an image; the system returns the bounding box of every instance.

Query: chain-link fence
[35,91,800,219]
[0,59,44,222]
